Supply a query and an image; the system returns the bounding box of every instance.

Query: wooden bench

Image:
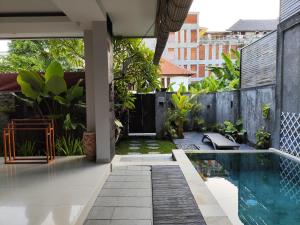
[202,132,240,150]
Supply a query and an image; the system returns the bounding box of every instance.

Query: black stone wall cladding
[152,165,206,225]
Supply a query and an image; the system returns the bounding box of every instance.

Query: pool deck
[0,156,110,225]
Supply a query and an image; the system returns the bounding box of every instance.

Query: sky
[190,0,280,31]
[0,0,280,52]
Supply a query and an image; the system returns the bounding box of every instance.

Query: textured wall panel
[241,31,277,89]
[280,0,300,22]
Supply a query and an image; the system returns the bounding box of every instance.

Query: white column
[84,21,114,163]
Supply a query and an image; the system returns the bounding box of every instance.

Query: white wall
[170,76,190,91]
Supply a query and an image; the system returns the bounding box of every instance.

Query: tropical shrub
[18,140,36,156]
[56,136,84,156]
[15,61,85,139]
[189,49,240,94]
[256,127,271,149]
[219,120,246,143]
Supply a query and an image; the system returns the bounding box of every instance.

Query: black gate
[128,94,156,133]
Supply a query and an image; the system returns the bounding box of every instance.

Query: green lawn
[115,138,176,155]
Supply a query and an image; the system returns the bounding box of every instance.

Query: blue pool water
[187,153,300,225]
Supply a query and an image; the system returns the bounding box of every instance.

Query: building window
[184,30,187,43]
[209,45,213,60]
[199,45,205,60]
[184,48,187,60]
[177,31,181,43]
[191,48,197,60]
[168,32,175,42]
[168,48,175,59]
[191,30,197,43]
[184,65,187,69]
[161,78,165,88]
[191,64,197,71]
[216,44,219,60]
[198,64,205,77]
[167,77,171,87]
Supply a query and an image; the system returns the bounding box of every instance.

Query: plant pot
[83,132,96,161]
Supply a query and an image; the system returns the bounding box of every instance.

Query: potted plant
[83,131,96,161]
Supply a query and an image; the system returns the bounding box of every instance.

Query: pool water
[188,153,300,225]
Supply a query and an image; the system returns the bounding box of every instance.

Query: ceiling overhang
[0,0,158,38]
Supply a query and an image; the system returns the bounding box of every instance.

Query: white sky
[190,0,280,31]
[0,1,280,51]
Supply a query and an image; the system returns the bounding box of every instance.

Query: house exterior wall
[157,12,274,84]
[161,76,190,91]
[280,0,300,22]
[241,31,277,88]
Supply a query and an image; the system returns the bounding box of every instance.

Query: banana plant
[170,90,193,138]
[16,61,85,137]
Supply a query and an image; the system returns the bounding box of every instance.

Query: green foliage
[189,49,240,94]
[166,82,175,92]
[0,39,84,72]
[218,119,246,143]
[18,140,36,156]
[164,84,200,138]
[16,61,85,139]
[56,136,84,156]
[262,103,271,120]
[256,127,271,149]
[113,38,160,113]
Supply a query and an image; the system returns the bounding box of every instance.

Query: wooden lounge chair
[202,132,240,150]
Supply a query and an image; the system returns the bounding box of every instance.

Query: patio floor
[0,156,110,225]
[173,132,255,150]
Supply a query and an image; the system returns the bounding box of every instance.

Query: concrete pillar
[84,30,95,132]
[84,21,115,163]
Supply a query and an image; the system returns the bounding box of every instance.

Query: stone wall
[240,86,276,145]
[216,91,240,124]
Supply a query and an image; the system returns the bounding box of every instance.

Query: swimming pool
[187,152,300,225]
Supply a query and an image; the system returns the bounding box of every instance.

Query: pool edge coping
[172,149,233,225]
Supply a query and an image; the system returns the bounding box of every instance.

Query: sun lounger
[202,132,240,150]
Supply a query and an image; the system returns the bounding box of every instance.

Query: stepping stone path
[147,146,159,150]
[129,146,140,150]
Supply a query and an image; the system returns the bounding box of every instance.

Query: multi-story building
[159,13,278,82]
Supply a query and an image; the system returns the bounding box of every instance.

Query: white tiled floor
[0,156,110,225]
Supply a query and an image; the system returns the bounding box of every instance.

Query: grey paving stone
[99,188,152,197]
[146,143,159,146]
[84,220,110,225]
[112,207,152,220]
[94,197,152,207]
[129,143,142,146]
[129,146,140,150]
[111,170,151,176]
[128,152,141,155]
[126,166,151,171]
[107,175,151,182]
[109,220,152,225]
[147,146,159,150]
[87,207,114,220]
[85,220,152,225]
[103,181,151,189]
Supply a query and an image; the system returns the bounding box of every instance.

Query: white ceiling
[0,0,157,38]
